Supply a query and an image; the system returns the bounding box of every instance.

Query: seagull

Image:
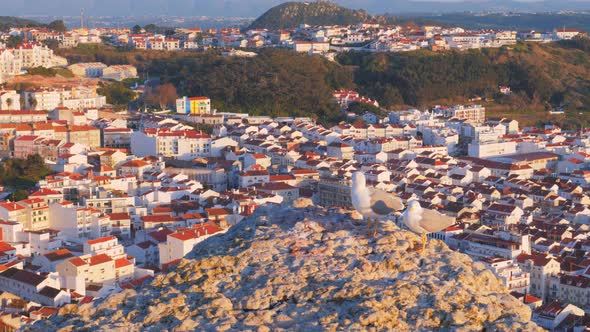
[402,200,456,253]
[351,171,404,237]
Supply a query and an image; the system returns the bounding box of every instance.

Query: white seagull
[351,171,404,236]
[402,200,456,253]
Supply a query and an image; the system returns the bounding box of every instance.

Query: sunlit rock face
[27,203,541,332]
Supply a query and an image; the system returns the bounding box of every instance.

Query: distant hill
[413,12,590,33]
[1,0,590,17]
[0,16,42,30]
[248,1,385,30]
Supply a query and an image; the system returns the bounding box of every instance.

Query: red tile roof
[86,235,116,246]
[147,228,174,243]
[68,257,87,267]
[114,257,133,269]
[43,249,73,262]
[141,215,181,223]
[106,212,131,220]
[0,242,15,252]
[0,202,25,211]
[206,208,230,217]
[29,188,61,197]
[121,160,148,168]
[89,254,112,266]
[259,182,297,191]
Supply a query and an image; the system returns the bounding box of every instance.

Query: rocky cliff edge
[26,201,541,331]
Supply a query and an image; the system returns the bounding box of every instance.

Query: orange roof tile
[86,235,116,246]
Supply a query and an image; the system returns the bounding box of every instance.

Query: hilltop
[0,16,41,30]
[28,202,540,331]
[248,1,385,30]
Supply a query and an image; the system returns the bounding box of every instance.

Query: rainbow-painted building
[176,96,211,115]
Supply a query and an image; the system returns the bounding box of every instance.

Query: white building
[440,105,486,124]
[468,141,517,158]
[83,235,126,259]
[0,268,70,306]
[159,223,224,268]
[57,253,134,293]
[0,89,20,110]
[293,41,330,53]
[554,28,582,40]
[24,86,106,111]
[483,258,529,293]
[31,249,75,273]
[131,128,212,160]
[68,62,108,77]
[24,88,61,110]
[49,201,115,242]
[102,65,138,81]
[456,232,531,260]
[532,301,584,330]
[518,254,561,301]
[0,43,67,79]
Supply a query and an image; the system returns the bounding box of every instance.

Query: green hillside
[148,48,355,124]
[0,16,42,30]
[248,1,381,30]
[338,39,590,128]
[67,37,590,128]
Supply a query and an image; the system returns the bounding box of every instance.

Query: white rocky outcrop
[26,204,541,331]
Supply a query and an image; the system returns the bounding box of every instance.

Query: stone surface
[26,205,541,331]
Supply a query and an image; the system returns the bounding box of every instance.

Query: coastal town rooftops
[0,268,46,286]
[89,254,112,266]
[114,258,133,268]
[86,236,116,246]
[534,301,572,319]
[169,224,223,241]
[44,249,74,262]
[147,228,175,243]
[0,202,25,211]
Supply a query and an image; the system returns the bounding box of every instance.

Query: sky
[3,0,590,17]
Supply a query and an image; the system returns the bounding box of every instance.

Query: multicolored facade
[176,96,211,115]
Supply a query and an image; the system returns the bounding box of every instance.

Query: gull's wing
[369,188,405,215]
[419,208,456,233]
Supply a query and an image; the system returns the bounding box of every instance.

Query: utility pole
[81,8,85,29]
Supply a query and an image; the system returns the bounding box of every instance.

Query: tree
[48,20,66,33]
[147,48,352,125]
[44,39,60,50]
[27,66,57,77]
[144,83,178,111]
[347,101,383,116]
[0,154,51,191]
[10,190,29,202]
[185,122,214,134]
[352,117,367,126]
[164,29,176,37]
[97,82,137,106]
[6,35,23,48]
[144,24,157,33]
[28,96,37,110]
[132,25,142,34]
